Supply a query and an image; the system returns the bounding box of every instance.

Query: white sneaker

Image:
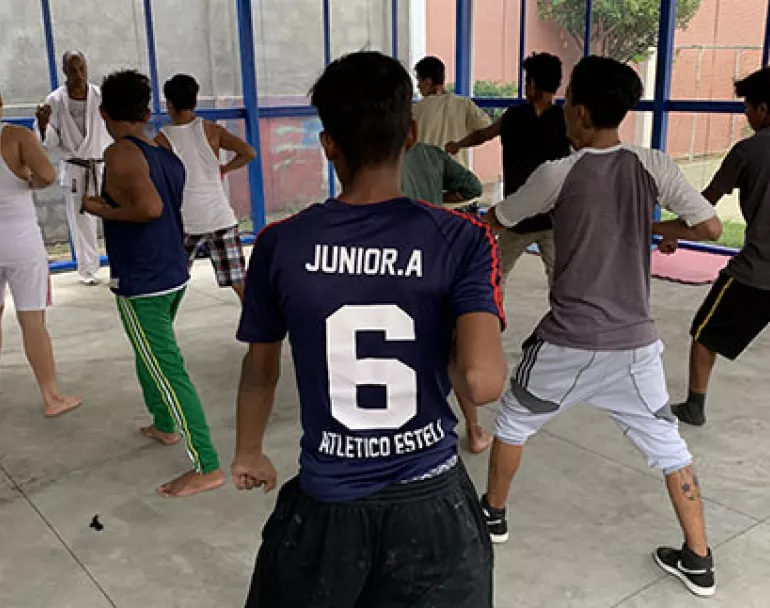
[78,275,101,286]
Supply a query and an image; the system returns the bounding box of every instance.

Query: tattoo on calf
[678,466,701,502]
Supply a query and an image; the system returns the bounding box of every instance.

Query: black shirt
[500,104,571,233]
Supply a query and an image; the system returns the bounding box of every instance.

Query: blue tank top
[103,136,189,297]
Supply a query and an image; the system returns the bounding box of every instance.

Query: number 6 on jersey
[326,304,418,430]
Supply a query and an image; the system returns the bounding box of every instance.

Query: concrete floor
[1,253,769,608]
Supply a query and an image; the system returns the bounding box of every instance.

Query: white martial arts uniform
[34,84,111,280]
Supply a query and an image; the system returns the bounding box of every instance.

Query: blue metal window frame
[13,0,770,271]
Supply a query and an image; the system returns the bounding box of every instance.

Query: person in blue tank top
[81,70,223,498]
[232,52,507,608]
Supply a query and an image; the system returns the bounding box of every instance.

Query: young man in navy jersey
[232,51,507,607]
[82,70,223,498]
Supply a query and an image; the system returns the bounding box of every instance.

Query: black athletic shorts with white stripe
[244,462,493,608]
[690,272,770,360]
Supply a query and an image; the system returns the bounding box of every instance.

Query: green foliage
[447,80,518,119]
[537,0,702,63]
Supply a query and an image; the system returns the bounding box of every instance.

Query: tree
[537,0,702,64]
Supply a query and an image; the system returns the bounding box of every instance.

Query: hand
[231,451,277,493]
[35,104,52,130]
[445,141,461,155]
[81,195,107,216]
[443,191,465,204]
[657,236,679,255]
[484,207,505,234]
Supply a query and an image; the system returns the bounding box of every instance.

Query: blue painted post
[518,0,526,98]
[142,0,161,115]
[322,0,336,198]
[455,0,473,96]
[651,0,676,221]
[392,0,399,59]
[41,0,58,89]
[583,0,592,57]
[763,0,770,65]
[236,0,267,230]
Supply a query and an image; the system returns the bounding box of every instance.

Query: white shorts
[495,338,692,474]
[0,259,49,312]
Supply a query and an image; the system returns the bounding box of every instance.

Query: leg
[496,229,534,296]
[674,275,765,426]
[17,310,82,416]
[116,290,223,497]
[8,259,80,416]
[246,478,367,608]
[592,343,714,596]
[208,226,247,300]
[536,230,556,287]
[65,188,100,282]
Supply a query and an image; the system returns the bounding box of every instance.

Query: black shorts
[690,273,770,360]
[245,463,493,608]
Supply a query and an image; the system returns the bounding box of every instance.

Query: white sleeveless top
[0,124,47,265]
[161,117,237,234]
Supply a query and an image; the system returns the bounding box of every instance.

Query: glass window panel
[331,0,392,58]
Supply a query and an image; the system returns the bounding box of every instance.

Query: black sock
[687,390,706,407]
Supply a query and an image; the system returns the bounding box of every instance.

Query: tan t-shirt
[413,92,491,169]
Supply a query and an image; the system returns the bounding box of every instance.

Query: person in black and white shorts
[672,67,770,427]
[156,74,257,301]
[481,56,724,598]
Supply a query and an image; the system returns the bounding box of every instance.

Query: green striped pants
[117,288,220,474]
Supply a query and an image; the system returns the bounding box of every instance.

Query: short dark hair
[735,68,770,109]
[163,74,200,111]
[569,56,643,129]
[414,56,445,85]
[523,52,562,93]
[311,51,413,177]
[100,70,152,122]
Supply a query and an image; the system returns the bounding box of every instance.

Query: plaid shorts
[185,225,246,287]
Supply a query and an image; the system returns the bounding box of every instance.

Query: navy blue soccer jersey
[237,197,504,502]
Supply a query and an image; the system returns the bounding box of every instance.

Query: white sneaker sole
[490,531,509,544]
[653,552,716,598]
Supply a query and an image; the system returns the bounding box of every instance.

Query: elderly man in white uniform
[34,51,111,285]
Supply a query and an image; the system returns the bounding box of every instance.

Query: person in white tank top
[157,74,257,300]
[0,94,81,417]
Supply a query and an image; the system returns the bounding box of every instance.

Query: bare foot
[467,424,493,454]
[44,394,83,418]
[156,469,225,498]
[140,425,181,446]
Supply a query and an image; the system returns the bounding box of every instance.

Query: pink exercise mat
[651,248,729,286]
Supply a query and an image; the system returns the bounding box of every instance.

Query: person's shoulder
[255,204,323,243]
[3,124,34,142]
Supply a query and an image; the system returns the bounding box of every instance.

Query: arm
[81,141,164,222]
[215,123,257,176]
[18,127,56,188]
[450,313,507,405]
[650,151,724,243]
[154,131,172,150]
[446,120,502,154]
[232,342,282,492]
[490,158,573,231]
[442,151,483,202]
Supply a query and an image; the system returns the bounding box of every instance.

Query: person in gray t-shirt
[480,57,723,598]
[673,68,770,428]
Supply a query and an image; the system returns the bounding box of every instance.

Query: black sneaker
[672,401,707,427]
[654,544,715,597]
[480,494,509,544]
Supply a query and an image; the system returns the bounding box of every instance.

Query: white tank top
[0,124,47,264]
[161,117,237,235]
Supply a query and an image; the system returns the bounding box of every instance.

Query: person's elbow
[463,360,507,405]
[244,145,258,162]
[143,200,163,221]
[693,216,723,241]
[37,166,57,187]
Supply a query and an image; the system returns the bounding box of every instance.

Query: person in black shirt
[447,53,571,289]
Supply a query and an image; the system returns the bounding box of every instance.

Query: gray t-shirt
[710,129,770,289]
[401,143,483,205]
[496,145,716,351]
